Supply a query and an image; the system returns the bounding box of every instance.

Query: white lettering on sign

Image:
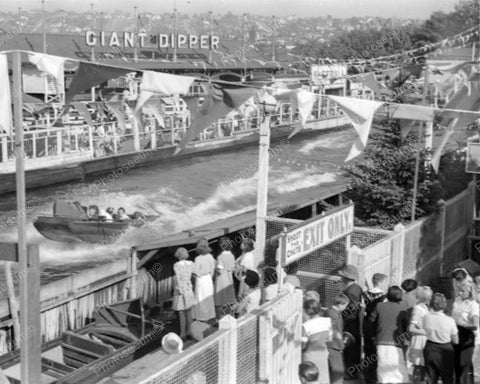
[282,205,354,265]
[84,31,220,50]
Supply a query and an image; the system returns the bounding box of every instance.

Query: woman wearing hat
[339,264,364,380]
[192,239,216,322]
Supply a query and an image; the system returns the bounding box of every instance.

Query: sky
[7,0,459,19]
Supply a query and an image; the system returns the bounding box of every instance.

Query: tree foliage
[293,0,479,61]
[343,121,443,228]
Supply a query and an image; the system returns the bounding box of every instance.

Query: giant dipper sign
[85,31,220,50]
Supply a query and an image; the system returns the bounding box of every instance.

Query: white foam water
[298,130,353,154]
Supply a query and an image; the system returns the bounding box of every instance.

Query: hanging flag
[439,72,480,129]
[328,96,384,162]
[288,89,317,138]
[92,101,107,119]
[176,82,258,154]
[356,72,382,98]
[29,53,66,92]
[144,100,165,128]
[389,104,435,122]
[399,121,419,139]
[105,101,127,133]
[0,54,12,136]
[140,71,195,96]
[65,62,133,106]
[72,102,95,128]
[394,64,424,87]
[135,90,154,113]
[431,119,457,174]
[126,102,145,131]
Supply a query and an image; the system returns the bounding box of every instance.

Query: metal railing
[0,95,346,169]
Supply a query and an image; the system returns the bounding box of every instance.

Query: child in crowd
[234,270,261,317]
[452,267,473,298]
[172,247,196,340]
[302,299,332,384]
[325,293,349,384]
[214,237,236,318]
[262,265,279,303]
[298,362,321,384]
[401,279,419,309]
[285,262,301,291]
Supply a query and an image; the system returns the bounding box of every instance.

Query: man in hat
[339,264,364,380]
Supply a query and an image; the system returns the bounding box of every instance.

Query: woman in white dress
[192,238,216,322]
[408,286,433,384]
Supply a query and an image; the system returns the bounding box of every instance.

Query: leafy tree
[343,121,443,228]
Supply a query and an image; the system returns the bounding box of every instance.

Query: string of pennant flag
[0,45,478,172]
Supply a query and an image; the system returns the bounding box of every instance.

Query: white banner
[281,205,354,265]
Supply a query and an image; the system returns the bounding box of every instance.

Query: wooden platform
[97,339,197,384]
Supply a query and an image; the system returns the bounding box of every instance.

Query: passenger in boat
[132,211,146,223]
[117,207,130,221]
[98,208,113,222]
[88,205,100,219]
[192,239,216,323]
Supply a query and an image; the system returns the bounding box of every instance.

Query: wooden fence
[349,183,474,290]
[0,256,136,354]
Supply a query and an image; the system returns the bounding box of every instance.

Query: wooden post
[1,136,7,163]
[4,262,20,349]
[393,223,406,284]
[13,50,42,383]
[218,315,238,384]
[255,115,271,265]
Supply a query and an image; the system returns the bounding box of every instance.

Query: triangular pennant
[288,89,316,139]
[0,55,12,136]
[328,96,384,162]
[65,62,132,106]
[72,102,95,129]
[29,53,66,90]
[135,90,154,113]
[389,104,435,122]
[431,119,457,174]
[144,100,165,128]
[140,71,195,96]
[176,83,258,154]
[105,101,127,133]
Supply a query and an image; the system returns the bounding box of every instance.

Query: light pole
[254,94,277,265]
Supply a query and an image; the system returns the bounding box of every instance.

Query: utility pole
[41,0,46,53]
[242,13,247,77]
[134,6,138,62]
[90,3,95,62]
[271,15,276,63]
[173,6,178,62]
[100,11,104,31]
[208,11,213,62]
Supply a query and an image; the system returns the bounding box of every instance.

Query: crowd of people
[298,264,480,384]
[168,235,480,383]
[170,236,300,340]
